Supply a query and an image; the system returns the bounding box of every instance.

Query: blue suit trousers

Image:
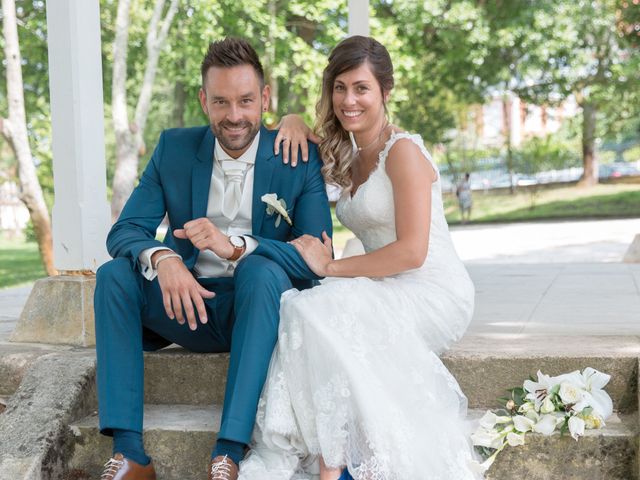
[94,254,292,444]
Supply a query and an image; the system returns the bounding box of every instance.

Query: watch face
[230,236,244,248]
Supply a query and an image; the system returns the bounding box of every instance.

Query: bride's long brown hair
[315,36,394,190]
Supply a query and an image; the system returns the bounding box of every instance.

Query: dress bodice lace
[336,132,458,274]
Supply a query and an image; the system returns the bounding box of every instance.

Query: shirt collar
[214,131,260,165]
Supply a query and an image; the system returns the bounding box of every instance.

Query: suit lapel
[192,128,215,220]
[252,126,276,234]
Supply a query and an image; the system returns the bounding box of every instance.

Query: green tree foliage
[109,0,347,175]
[2,0,639,211]
[482,0,640,185]
[513,122,583,175]
[374,0,490,143]
[0,0,52,200]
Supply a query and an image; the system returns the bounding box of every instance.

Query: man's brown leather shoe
[99,453,156,480]
[208,455,239,480]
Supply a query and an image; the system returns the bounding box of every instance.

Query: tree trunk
[502,92,515,194]
[110,0,179,221]
[284,13,316,114]
[110,0,133,221]
[1,0,56,275]
[110,132,139,221]
[578,101,599,187]
[173,77,186,128]
[265,0,279,115]
[171,12,186,128]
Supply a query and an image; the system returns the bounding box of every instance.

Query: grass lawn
[0,238,45,289]
[443,183,640,225]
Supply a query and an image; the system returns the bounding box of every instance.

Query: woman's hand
[274,114,322,167]
[290,232,333,277]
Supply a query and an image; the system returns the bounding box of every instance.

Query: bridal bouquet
[471,367,613,469]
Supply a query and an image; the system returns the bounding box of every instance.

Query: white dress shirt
[139,132,260,280]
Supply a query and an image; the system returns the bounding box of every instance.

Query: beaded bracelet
[153,252,182,269]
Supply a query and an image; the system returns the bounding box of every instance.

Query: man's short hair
[201,37,264,88]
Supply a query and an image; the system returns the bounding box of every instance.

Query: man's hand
[174,218,234,259]
[151,252,215,331]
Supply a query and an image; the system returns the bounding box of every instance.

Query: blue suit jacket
[107,125,333,287]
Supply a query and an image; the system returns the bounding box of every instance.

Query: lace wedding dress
[239,133,482,480]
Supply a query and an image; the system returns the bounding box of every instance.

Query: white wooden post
[47,0,110,272]
[348,0,370,36]
[12,0,110,347]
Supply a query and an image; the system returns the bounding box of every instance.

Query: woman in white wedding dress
[239,36,482,480]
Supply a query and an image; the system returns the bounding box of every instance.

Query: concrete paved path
[451,218,639,264]
[467,262,640,336]
[0,284,32,341]
[451,218,640,337]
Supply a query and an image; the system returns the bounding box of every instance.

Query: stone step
[68,404,222,480]
[68,405,638,480]
[143,348,229,405]
[143,336,640,412]
[0,342,72,396]
[443,335,640,413]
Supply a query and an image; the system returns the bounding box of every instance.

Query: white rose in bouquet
[559,382,584,405]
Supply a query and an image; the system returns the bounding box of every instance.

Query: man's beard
[211,119,261,154]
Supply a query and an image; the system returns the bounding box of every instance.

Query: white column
[348,0,370,36]
[46,0,110,272]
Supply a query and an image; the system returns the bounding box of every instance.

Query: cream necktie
[220,159,248,220]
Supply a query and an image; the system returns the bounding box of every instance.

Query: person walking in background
[457,172,473,224]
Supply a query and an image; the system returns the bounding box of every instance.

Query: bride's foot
[338,468,354,480]
[319,457,346,480]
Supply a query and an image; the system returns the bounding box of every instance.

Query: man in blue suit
[95,38,332,480]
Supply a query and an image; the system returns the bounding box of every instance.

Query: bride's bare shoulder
[384,133,436,181]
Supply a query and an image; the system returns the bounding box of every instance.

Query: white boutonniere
[261,193,292,227]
